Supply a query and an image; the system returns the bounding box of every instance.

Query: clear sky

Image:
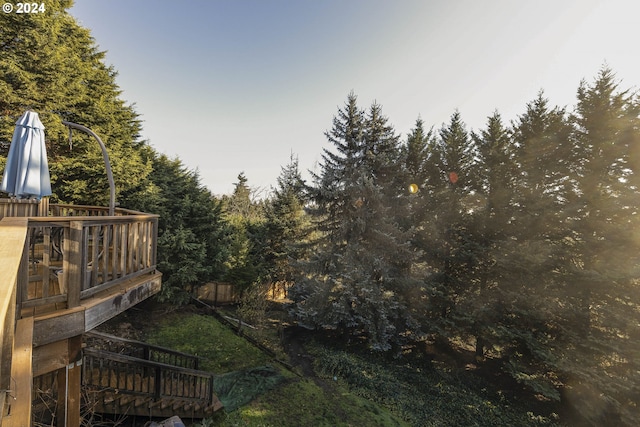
[70,0,640,196]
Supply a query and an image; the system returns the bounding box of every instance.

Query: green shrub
[312,347,560,426]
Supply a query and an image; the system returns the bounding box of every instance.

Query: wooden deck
[0,199,162,426]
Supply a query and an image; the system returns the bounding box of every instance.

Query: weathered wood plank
[0,218,27,397]
[83,273,161,331]
[32,307,85,348]
[67,221,83,307]
[79,266,156,300]
[66,335,82,427]
[141,222,149,269]
[111,224,119,280]
[32,339,69,377]
[6,316,34,427]
[91,225,99,287]
[151,218,158,266]
[16,225,29,312]
[103,224,111,284]
[120,224,127,276]
[0,198,40,219]
[42,227,51,292]
[127,223,134,273]
[55,336,82,427]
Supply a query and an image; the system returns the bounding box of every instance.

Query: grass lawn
[139,306,409,427]
[144,312,272,373]
[218,376,409,427]
[102,301,562,426]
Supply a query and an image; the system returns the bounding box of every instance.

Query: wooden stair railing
[82,347,222,417]
[84,330,202,369]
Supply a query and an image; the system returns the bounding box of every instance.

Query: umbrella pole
[61,121,116,216]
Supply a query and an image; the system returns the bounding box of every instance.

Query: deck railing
[0,200,159,316]
[16,204,158,314]
[84,331,202,370]
[0,198,47,218]
[83,348,216,407]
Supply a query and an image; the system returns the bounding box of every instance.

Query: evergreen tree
[223,214,262,295]
[403,118,432,188]
[401,118,441,250]
[511,92,574,249]
[0,0,152,206]
[569,68,640,330]
[417,112,478,338]
[559,68,640,425]
[264,154,309,296]
[291,94,418,351]
[129,153,229,303]
[468,111,516,358]
[223,173,267,296]
[479,93,575,401]
[225,172,252,216]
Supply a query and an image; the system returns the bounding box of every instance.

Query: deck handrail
[0,199,152,219]
[0,217,28,418]
[85,330,202,370]
[0,198,161,315]
[0,198,46,218]
[49,203,155,217]
[83,348,217,406]
[19,212,159,313]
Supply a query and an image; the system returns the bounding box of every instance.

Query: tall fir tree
[224,172,253,217]
[291,94,418,351]
[569,68,640,329]
[477,93,576,402]
[402,118,440,252]
[403,118,432,188]
[264,154,309,295]
[223,173,268,296]
[560,68,640,425]
[468,111,516,358]
[417,111,478,338]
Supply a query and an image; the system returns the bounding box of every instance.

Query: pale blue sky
[70,0,640,196]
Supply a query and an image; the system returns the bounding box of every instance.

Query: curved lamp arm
[61,121,116,216]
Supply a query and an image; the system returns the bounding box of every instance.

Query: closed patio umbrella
[1,110,52,199]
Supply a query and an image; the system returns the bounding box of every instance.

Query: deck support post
[5,317,34,426]
[56,335,82,427]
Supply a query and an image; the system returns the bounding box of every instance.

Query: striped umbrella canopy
[1,111,52,199]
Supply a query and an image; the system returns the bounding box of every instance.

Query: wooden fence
[197,282,237,305]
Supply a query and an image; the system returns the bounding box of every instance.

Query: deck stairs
[83,330,224,418]
[34,331,223,421]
